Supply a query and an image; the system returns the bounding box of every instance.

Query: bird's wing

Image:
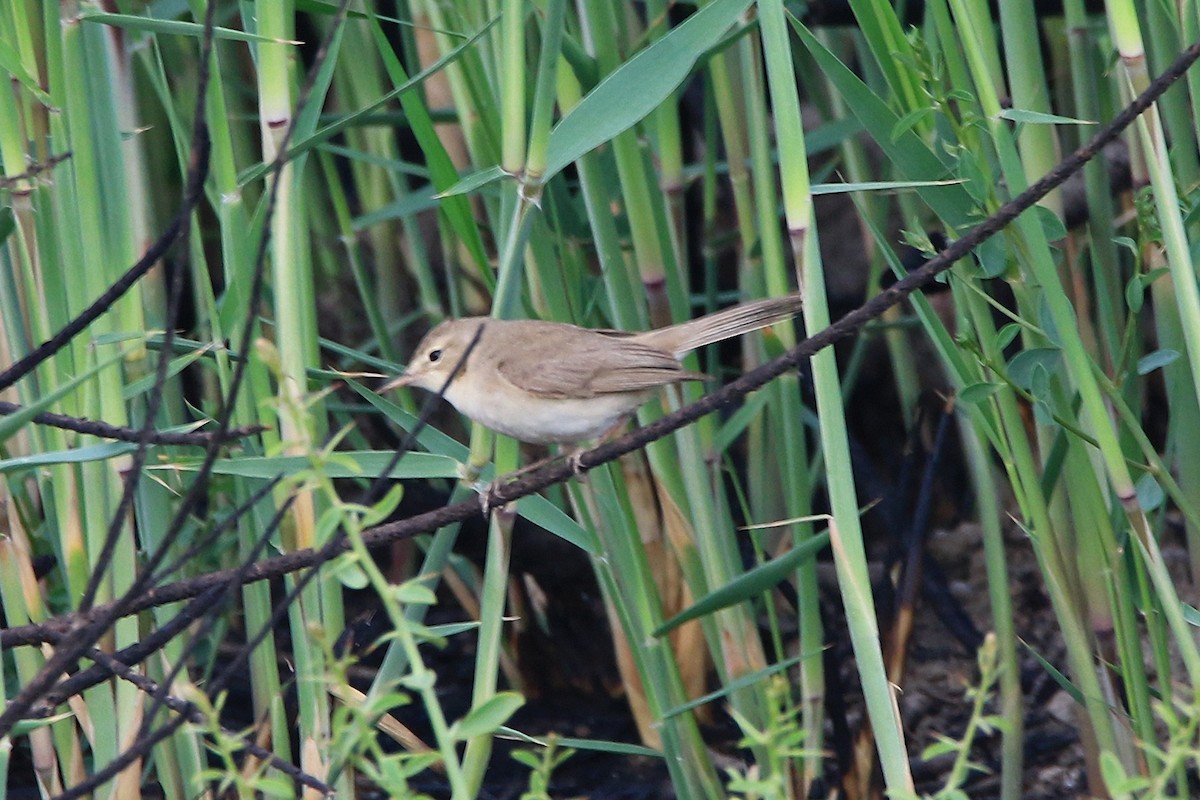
[496,331,705,398]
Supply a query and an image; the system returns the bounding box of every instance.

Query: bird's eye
[428,348,443,363]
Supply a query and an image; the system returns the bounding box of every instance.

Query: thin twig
[0,401,264,445]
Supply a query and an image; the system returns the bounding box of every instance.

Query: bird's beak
[379,372,416,392]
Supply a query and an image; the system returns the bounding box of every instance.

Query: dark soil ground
[360,470,1130,799]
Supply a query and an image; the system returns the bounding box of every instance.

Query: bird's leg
[477,448,561,516]
[565,445,589,478]
[463,467,495,517]
[480,416,635,512]
[567,415,635,477]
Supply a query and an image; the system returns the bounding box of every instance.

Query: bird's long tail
[642,294,805,358]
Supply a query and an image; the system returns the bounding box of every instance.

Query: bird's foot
[566,448,589,479]
[476,475,514,517]
[476,444,600,515]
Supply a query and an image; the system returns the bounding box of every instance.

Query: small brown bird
[381,295,804,445]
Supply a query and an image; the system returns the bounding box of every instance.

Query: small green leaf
[399,671,435,692]
[334,558,370,590]
[436,165,510,199]
[1006,348,1061,390]
[364,691,413,714]
[452,692,526,740]
[362,484,404,528]
[920,738,959,760]
[958,382,1001,405]
[510,750,541,769]
[1137,349,1179,375]
[998,108,1095,126]
[1111,235,1137,255]
[426,621,481,638]
[995,323,1021,351]
[1033,205,1067,243]
[1099,750,1146,798]
[1125,274,1145,313]
[1143,267,1170,285]
[406,620,446,646]
[392,580,437,606]
[1135,473,1165,512]
[975,235,1009,278]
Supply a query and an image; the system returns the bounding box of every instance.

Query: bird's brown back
[491,320,706,399]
